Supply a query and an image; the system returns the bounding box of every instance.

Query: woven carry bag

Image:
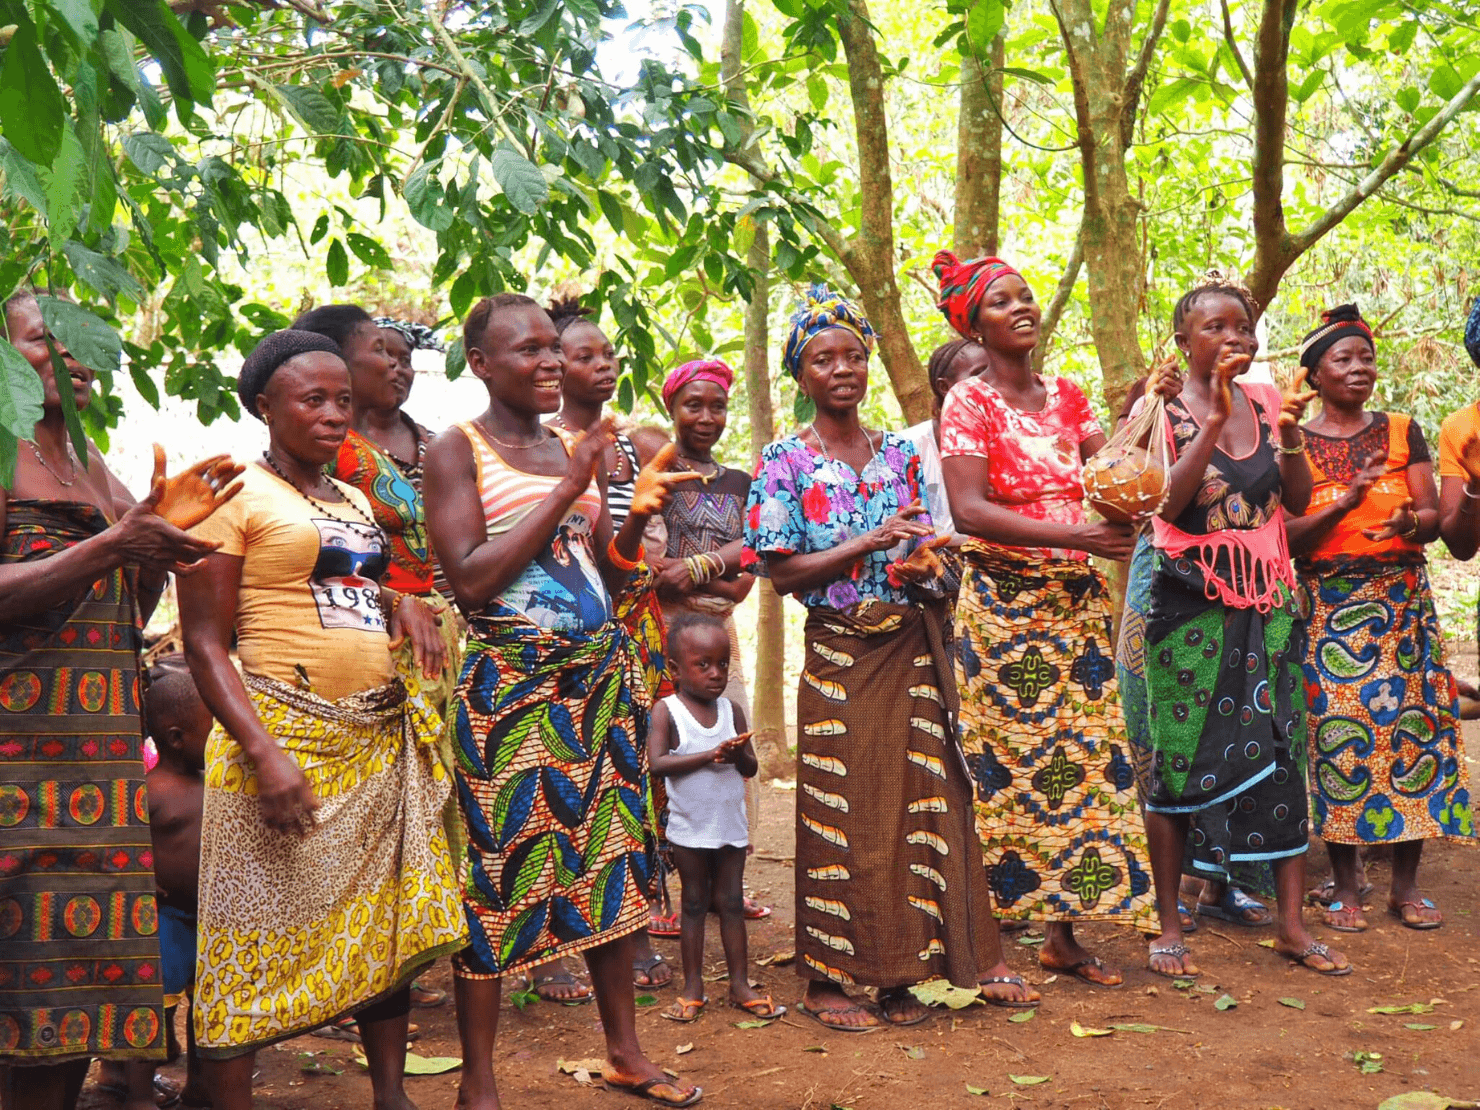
[1080,391,1170,524]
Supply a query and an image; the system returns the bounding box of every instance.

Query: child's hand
[713,733,752,763]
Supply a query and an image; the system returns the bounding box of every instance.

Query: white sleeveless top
[661,695,749,849]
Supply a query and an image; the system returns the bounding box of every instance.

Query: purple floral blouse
[742,431,930,610]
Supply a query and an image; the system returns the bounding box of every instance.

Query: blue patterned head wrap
[781,284,877,380]
[1466,296,1480,370]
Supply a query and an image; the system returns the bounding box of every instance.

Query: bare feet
[454,1076,501,1110]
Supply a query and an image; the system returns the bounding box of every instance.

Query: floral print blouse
[742,432,930,610]
[939,375,1103,559]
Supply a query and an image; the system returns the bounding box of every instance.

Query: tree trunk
[1050,0,1168,413]
[722,0,789,780]
[834,0,932,424]
[953,33,1005,259]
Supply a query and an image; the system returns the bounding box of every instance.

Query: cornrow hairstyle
[548,294,597,336]
[1171,270,1260,333]
[291,304,373,349]
[926,338,975,393]
[666,611,728,661]
[462,292,540,354]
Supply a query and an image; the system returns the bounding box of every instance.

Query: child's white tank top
[662,695,749,850]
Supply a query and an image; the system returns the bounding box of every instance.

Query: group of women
[1,264,1477,1108]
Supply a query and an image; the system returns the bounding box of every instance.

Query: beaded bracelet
[607,538,641,571]
[1276,431,1306,456]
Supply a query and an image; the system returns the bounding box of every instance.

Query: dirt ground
[82,757,1480,1110]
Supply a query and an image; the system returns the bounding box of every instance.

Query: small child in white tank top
[647,614,784,1024]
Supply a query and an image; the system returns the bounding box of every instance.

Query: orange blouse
[1300,411,1429,564]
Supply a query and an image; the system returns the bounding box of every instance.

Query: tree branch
[1033,224,1084,373]
[1244,0,1299,314]
[1219,0,1255,88]
[954,30,1005,257]
[1121,0,1171,147]
[1285,70,1480,256]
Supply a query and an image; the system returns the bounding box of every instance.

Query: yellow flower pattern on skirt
[194,675,466,1056]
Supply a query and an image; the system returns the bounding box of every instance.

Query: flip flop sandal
[1307,878,1373,907]
[1322,900,1369,933]
[633,952,673,989]
[1178,901,1199,932]
[877,990,932,1027]
[311,1017,421,1043]
[1148,943,1199,978]
[1197,887,1273,927]
[526,970,594,1004]
[648,912,681,938]
[410,980,448,1008]
[802,1000,881,1032]
[731,995,786,1019]
[743,897,772,920]
[661,996,707,1023]
[1042,955,1123,989]
[603,1070,703,1107]
[96,1074,183,1109]
[1389,897,1443,931]
[978,975,1038,1008]
[1281,941,1352,976]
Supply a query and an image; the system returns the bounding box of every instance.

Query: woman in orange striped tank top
[424,293,703,1109]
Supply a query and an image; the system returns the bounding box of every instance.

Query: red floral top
[939,376,1103,559]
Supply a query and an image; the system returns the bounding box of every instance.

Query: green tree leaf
[275,83,343,135]
[491,148,550,214]
[108,0,215,105]
[63,242,146,303]
[122,132,175,175]
[0,139,48,212]
[36,297,121,376]
[42,124,87,244]
[345,232,393,269]
[0,339,46,440]
[0,17,66,166]
[53,0,101,46]
[326,239,349,286]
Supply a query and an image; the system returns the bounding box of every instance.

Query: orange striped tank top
[457,421,611,632]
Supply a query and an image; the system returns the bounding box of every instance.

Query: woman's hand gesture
[630,442,704,516]
[864,499,934,553]
[1457,433,1480,483]
[387,593,448,680]
[1147,355,1183,401]
[149,444,245,530]
[566,417,618,488]
[114,482,222,574]
[1210,349,1252,421]
[1336,451,1387,513]
[256,748,320,836]
[1362,496,1418,543]
[889,532,952,584]
[1279,366,1319,429]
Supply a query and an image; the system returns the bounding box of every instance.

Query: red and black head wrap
[931,250,1022,339]
[1298,304,1374,380]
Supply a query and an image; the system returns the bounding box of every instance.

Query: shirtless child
[100,658,211,1109]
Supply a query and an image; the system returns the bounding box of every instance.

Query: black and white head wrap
[373,317,445,352]
[237,329,343,420]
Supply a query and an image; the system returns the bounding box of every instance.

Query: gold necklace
[478,414,551,451]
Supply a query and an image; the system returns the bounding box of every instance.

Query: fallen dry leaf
[1070,1021,1113,1037]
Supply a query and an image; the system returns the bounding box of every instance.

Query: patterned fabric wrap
[930,250,1022,339]
[0,502,165,1064]
[1298,303,1373,372]
[1301,556,1473,846]
[373,317,445,352]
[794,600,991,990]
[451,597,654,978]
[780,283,878,379]
[1117,533,1275,895]
[955,543,1155,924]
[331,429,434,595]
[194,674,465,1057]
[662,358,734,409]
